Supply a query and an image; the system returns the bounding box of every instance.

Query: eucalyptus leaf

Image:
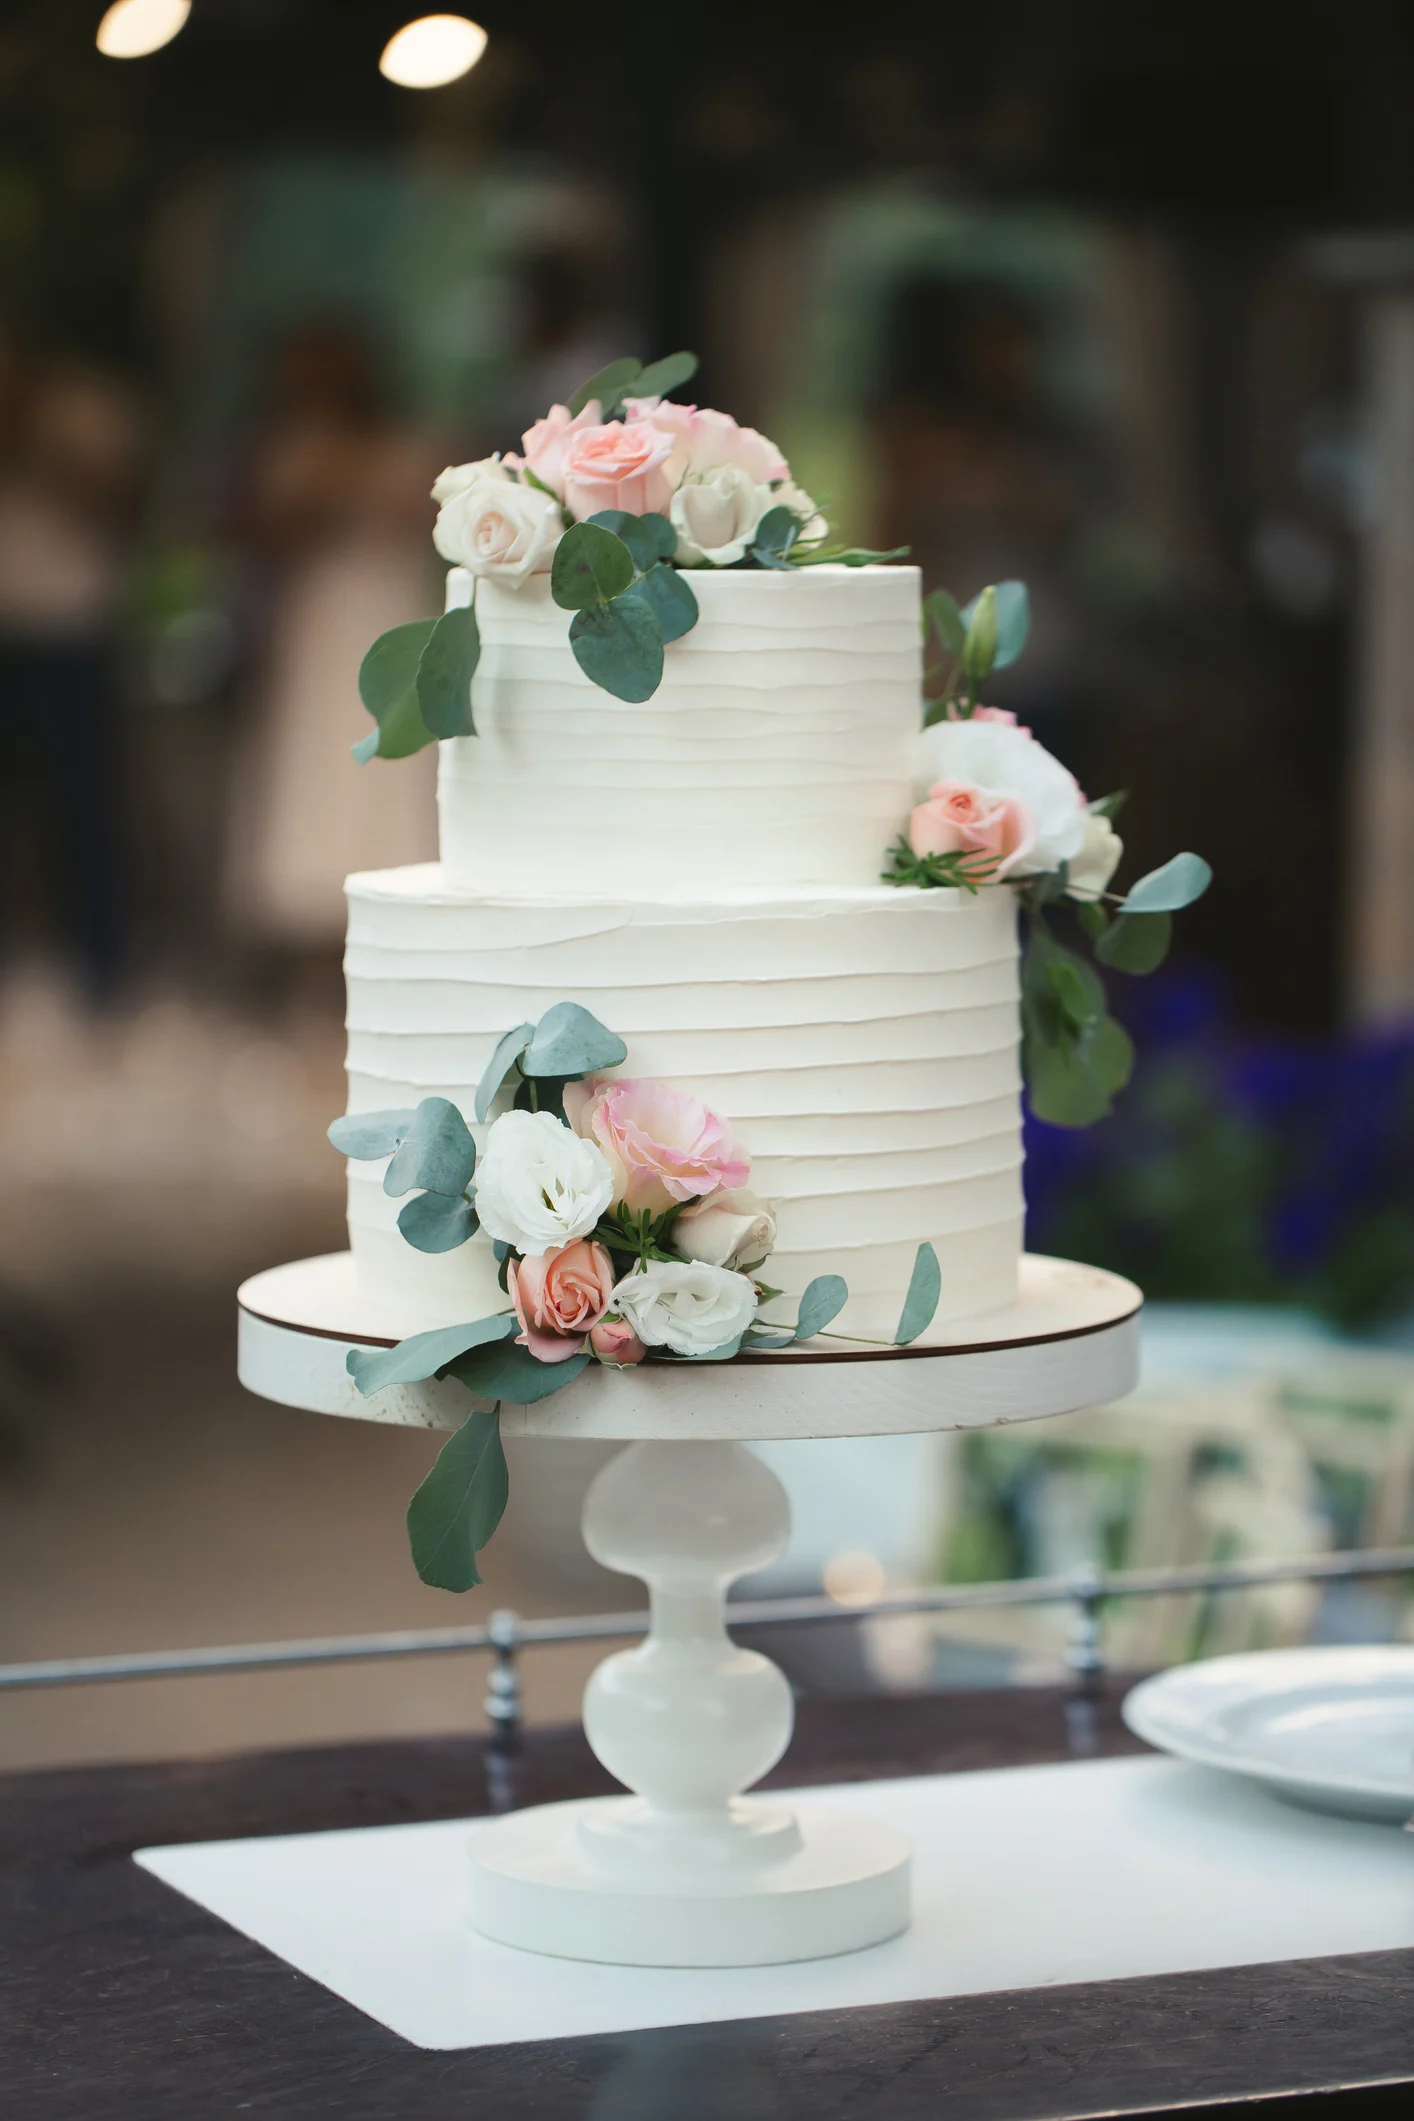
[523,1001,627,1079]
[445,1338,590,1405]
[895,1242,942,1345]
[397,1191,479,1253]
[1048,957,1099,1033]
[788,544,910,566]
[414,604,479,739]
[1088,789,1129,821]
[752,506,800,563]
[355,619,438,760]
[634,561,698,643]
[552,522,636,610]
[351,728,381,765]
[383,1096,477,1199]
[631,350,699,402]
[406,1404,508,1592]
[1075,899,1110,939]
[1095,909,1172,974]
[566,356,642,419]
[327,1108,417,1161]
[923,589,967,655]
[1121,852,1213,915]
[586,509,676,572]
[742,1328,796,1349]
[475,1023,535,1122]
[569,592,664,701]
[793,1274,849,1341]
[347,1313,516,1396]
[991,580,1031,670]
[683,1334,745,1361]
[1025,1013,1134,1128]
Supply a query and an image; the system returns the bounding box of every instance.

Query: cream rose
[672,1189,777,1273]
[914,718,1085,876]
[670,465,775,566]
[1066,810,1123,901]
[473,1110,615,1257]
[432,462,562,585]
[611,1259,758,1357]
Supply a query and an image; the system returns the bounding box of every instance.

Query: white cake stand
[237,1251,1140,1969]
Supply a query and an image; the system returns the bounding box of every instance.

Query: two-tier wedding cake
[332,349,1206,1452]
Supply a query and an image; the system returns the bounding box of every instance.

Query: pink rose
[908,779,1036,879]
[561,420,679,521]
[518,400,602,498]
[589,1316,647,1366]
[566,1077,750,1216]
[624,398,788,486]
[508,1240,615,1363]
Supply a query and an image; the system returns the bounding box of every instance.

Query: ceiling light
[96,0,191,59]
[379,15,487,90]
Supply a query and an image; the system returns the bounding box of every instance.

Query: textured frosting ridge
[436,565,922,896]
[342,867,1023,1342]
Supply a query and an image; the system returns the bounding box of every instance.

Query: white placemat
[135,1756,1414,2052]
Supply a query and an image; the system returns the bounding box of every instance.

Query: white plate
[1123,1645,1414,1824]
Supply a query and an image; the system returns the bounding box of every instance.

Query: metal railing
[2,1545,1410,1741]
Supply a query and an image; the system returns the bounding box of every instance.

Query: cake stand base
[468,1796,910,1967]
[235,1251,1141,1968]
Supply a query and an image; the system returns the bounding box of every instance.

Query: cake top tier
[437,563,922,899]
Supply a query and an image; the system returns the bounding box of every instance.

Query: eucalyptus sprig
[921,580,1029,724]
[551,515,699,702]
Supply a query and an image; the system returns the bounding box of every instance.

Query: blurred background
[3,0,1414,1770]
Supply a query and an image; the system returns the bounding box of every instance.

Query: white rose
[473,1110,615,1257]
[672,1189,777,1273]
[669,465,774,567]
[1066,810,1123,901]
[914,717,1086,874]
[611,1259,758,1356]
[432,461,562,585]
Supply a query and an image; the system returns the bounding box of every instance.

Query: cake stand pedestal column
[236,1250,1142,1969]
[468,1438,910,1966]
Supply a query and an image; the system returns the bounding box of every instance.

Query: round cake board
[235,1249,1140,1966]
[236,1250,1141,1442]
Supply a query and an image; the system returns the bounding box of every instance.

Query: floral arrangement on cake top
[882,580,1213,1130]
[353,350,901,758]
[330,1002,942,1591]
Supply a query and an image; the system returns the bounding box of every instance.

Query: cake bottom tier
[341,867,1025,1344]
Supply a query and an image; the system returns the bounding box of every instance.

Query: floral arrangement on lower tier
[329,1002,942,1592]
[883,579,1214,1130]
[353,350,901,757]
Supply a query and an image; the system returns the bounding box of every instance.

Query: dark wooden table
[3,1682,1411,2120]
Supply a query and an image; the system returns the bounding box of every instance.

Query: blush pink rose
[566,1077,750,1217]
[589,1316,647,1366]
[508,1240,615,1363]
[516,400,601,498]
[561,420,679,521]
[624,398,789,486]
[908,779,1036,879]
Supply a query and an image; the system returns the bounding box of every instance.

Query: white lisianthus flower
[1066,810,1123,901]
[611,1259,758,1356]
[914,718,1086,875]
[473,1110,615,1257]
[672,1189,777,1273]
[431,458,562,585]
[669,465,774,566]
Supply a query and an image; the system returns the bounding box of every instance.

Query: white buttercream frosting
[436,564,921,896]
[342,868,1023,1343]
